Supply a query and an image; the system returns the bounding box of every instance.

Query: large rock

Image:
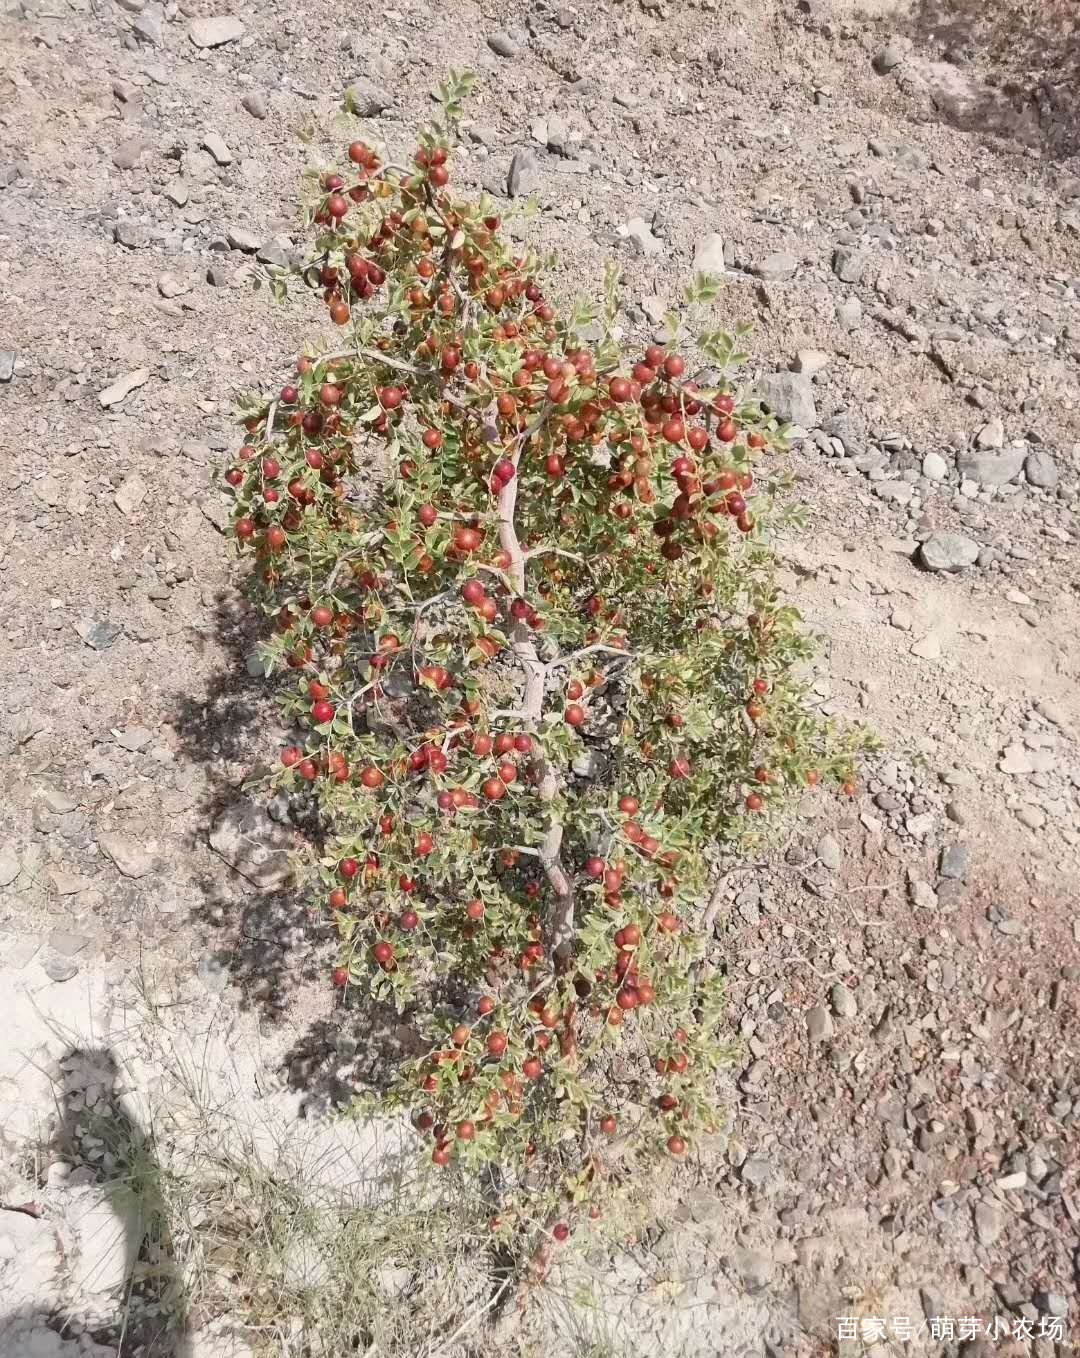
[209,800,294,889]
[919,532,980,572]
[957,443,1026,486]
[755,371,816,428]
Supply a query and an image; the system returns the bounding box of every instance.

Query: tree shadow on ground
[169,585,422,1116]
[0,1047,190,1358]
[901,0,1080,160]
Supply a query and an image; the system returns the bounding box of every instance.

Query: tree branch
[496,462,575,969]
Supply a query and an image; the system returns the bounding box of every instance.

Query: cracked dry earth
[1,0,1079,1355]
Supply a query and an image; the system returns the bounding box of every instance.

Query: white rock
[922,451,948,481]
[114,472,148,516]
[975,417,1004,449]
[97,833,157,878]
[816,834,842,871]
[623,216,663,257]
[188,16,244,47]
[793,349,830,374]
[202,132,233,166]
[157,272,192,298]
[999,743,1034,774]
[692,231,726,276]
[226,225,262,253]
[910,878,938,910]
[98,367,150,409]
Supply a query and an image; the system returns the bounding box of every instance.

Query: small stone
[112,136,148,171]
[164,181,190,207]
[114,219,149,250]
[692,232,726,276]
[241,91,267,120]
[486,29,520,58]
[890,608,912,630]
[507,147,539,198]
[1024,449,1058,488]
[1000,743,1034,774]
[910,878,938,910]
[832,246,865,283]
[756,371,816,427]
[344,78,393,118]
[624,216,663,257]
[255,241,293,268]
[793,349,830,374]
[806,1004,833,1042]
[919,532,979,573]
[922,451,948,481]
[1034,1292,1067,1318]
[226,225,262,253]
[97,833,157,879]
[98,367,150,409]
[157,272,192,298]
[47,931,91,957]
[995,1170,1027,1191]
[975,417,1005,450]
[755,251,798,281]
[202,132,232,166]
[78,620,123,650]
[739,1156,771,1188]
[874,42,904,73]
[114,472,148,516]
[939,844,970,880]
[133,10,163,44]
[973,1200,1004,1246]
[831,983,857,1019]
[1015,804,1046,830]
[48,869,90,895]
[957,444,1026,486]
[816,834,841,871]
[0,351,15,383]
[836,296,863,329]
[188,16,245,47]
[114,726,153,752]
[42,951,79,983]
[640,295,666,324]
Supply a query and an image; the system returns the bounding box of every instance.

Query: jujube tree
[224,73,868,1265]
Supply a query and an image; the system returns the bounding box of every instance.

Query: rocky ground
[1,0,1078,1354]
